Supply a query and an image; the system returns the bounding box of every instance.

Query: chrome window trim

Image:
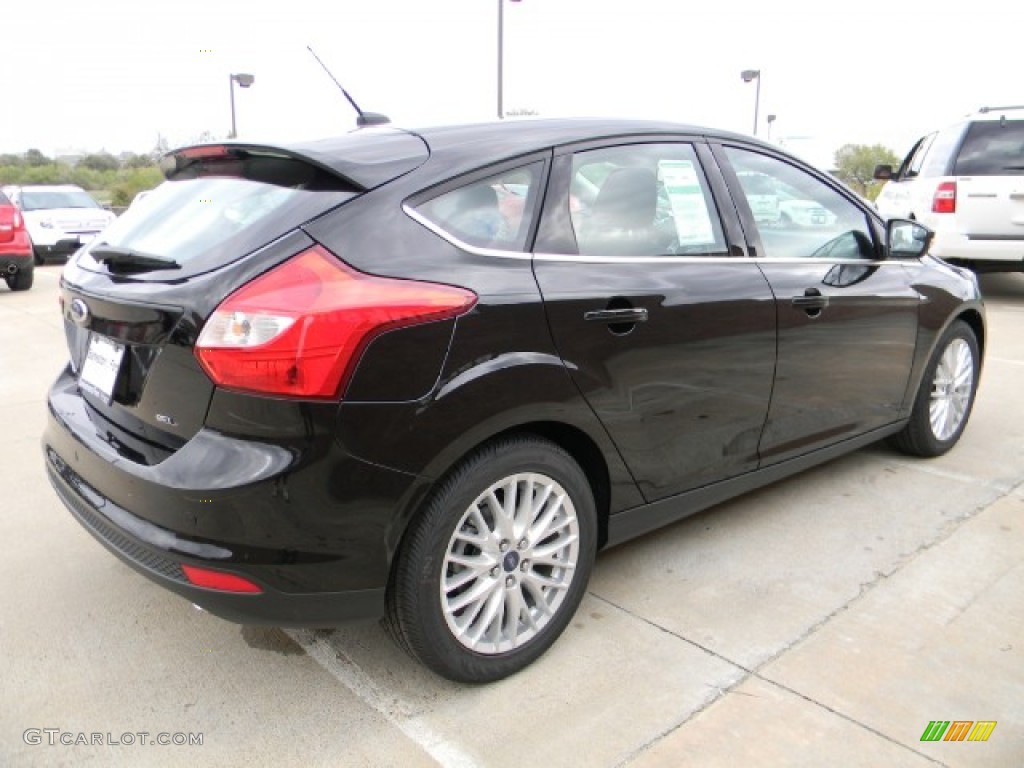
[532,253,905,267]
[403,203,534,260]
[404,202,912,268]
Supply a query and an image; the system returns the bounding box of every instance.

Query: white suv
[1,185,116,265]
[874,106,1024,272]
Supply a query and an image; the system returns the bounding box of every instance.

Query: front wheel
[892,320,979,457]
[385,436,597,683]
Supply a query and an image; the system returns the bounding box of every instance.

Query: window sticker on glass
[659,160,715,246]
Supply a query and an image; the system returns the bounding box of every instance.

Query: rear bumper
[46,458,385,625]
[930,230,1024,264]
[0,251,32,273]
[43,367,421,626]
[33,239,85,260]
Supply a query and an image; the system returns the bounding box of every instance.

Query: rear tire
[5,267,33,291]
[385,436,596,683]
[892,320,979,457]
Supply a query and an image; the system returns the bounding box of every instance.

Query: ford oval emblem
[69,298,91,326]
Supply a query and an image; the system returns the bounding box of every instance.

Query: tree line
[0,148,163,208]
[831,143,901,200]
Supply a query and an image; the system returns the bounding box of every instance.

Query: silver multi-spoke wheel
[893,321,979,459]
[929,337,974,441]
[441,472,580,655]
[387,437,595,682]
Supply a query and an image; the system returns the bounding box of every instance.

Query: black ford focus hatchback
[45,119,984,682]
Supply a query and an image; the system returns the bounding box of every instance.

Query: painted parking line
[286,629,479,768]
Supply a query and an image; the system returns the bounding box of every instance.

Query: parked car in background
[874,105,1024,272]
[0,189,33,290]
[44,120,984,683]
[1,184,116,264]
[128,189,154,210]
[779,198,837,227]
[736,170,780,224]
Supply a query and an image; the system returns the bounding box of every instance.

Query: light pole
[766,114,777,141]
[228,73,255,139]
[740,69,761,136]
[497,0,521,119]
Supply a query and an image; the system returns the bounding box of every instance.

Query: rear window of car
[0,191,10,205]
[21,188,100,210]
[414,162,543,252]
[954,120,1024,175]
[79,155,357,278]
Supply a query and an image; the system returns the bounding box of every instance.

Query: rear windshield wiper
[89,244,181,271]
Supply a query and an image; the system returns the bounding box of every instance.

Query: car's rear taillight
[0,210,17,244]
[932,181,957,214]
[195,246,477,399]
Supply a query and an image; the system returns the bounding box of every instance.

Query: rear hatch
[58,130,428,464]
[953,119,1024,240]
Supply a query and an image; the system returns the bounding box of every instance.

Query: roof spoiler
[159,130,429,191]
[159,144,366,191]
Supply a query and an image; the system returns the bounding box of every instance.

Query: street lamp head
[767,114,777,124]
[740,69,760,83]
[231,73,255,88]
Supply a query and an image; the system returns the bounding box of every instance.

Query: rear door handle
[584,308,649,323]
[791,295,829,308]
[791,288,828,317]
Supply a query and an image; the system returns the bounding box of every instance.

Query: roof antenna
[307,45,390,128]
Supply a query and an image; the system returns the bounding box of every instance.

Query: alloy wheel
[440,472,580,654]
[929,337,974,441]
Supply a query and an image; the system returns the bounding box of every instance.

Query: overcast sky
[3,0,1017,168]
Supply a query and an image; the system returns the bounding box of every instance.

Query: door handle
[584,308,649,324]
[791,288,828,317]
[790,295,829,308]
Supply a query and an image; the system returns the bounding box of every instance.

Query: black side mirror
[886,218,933,258]
[873,164,894,181]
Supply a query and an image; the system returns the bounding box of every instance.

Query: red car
[0,189,33,291]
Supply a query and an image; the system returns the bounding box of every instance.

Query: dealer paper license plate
[79,335,125,403]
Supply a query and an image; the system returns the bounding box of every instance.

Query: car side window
[723,147,876,261]
[919,126,963,177]
[415,163,541,251]
[569,144,727,257]
[905,132,936,178]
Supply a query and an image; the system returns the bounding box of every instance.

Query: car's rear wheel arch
[389,421,611,577]
[500,421,611,550]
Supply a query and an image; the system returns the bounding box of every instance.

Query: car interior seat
[451,183,503,246]
[581,167,668,256]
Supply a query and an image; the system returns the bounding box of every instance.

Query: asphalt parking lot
[2,265,1022,767]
